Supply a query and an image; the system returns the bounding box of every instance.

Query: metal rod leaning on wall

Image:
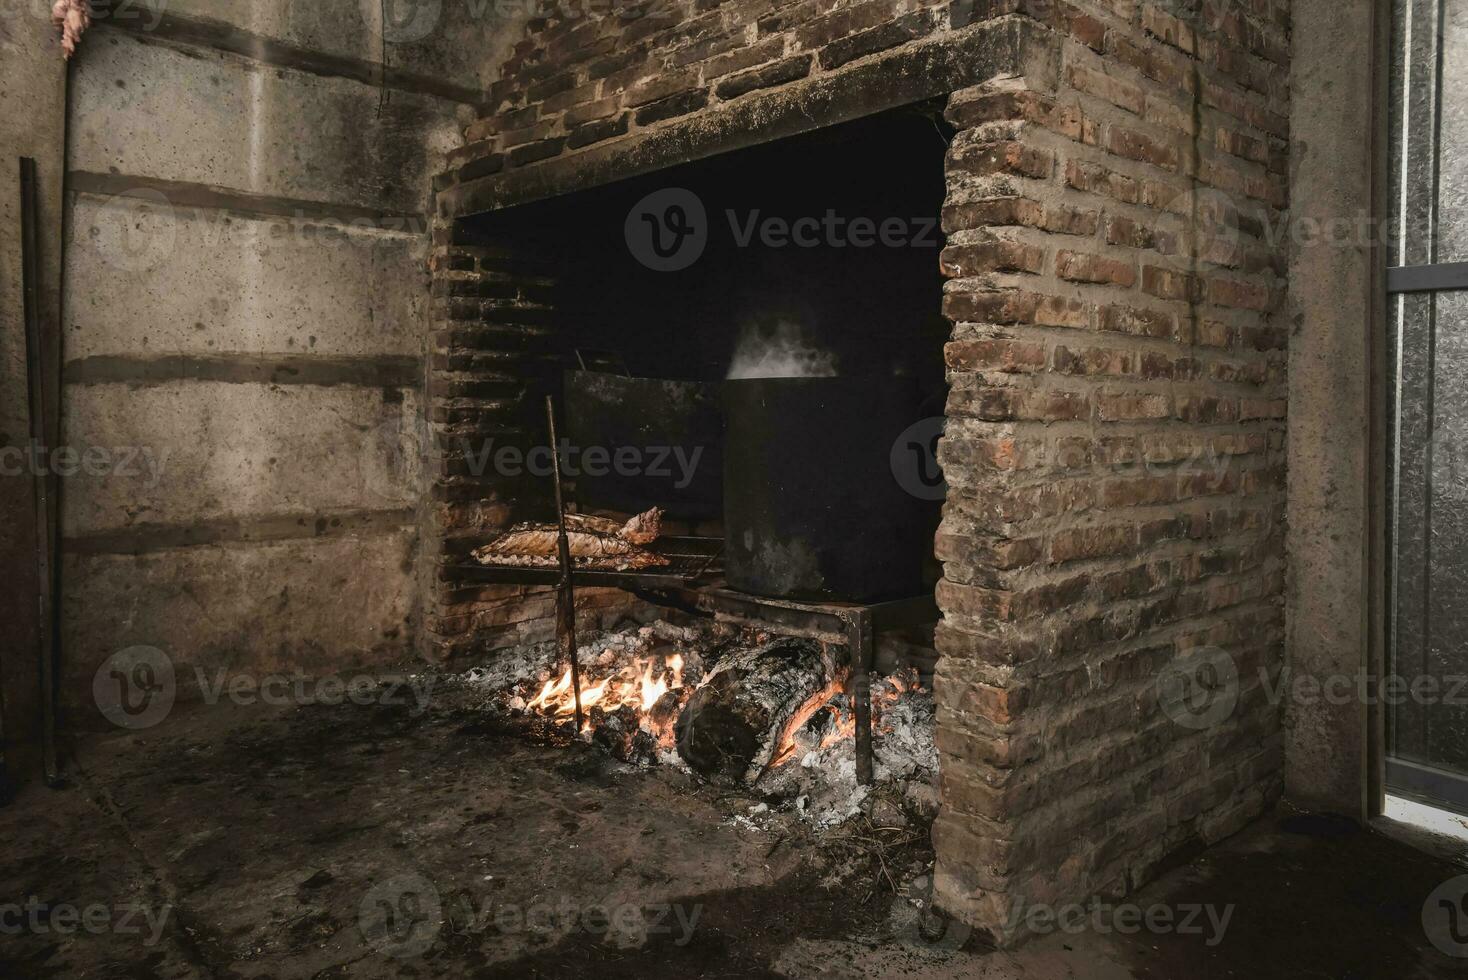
[545,395,585,733]
[20,157,61,785]
[847,611,875,786]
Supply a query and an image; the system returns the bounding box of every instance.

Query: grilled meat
[473,507,668,569]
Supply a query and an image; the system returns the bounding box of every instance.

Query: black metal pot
[723,376,931,602]
[564,370,724,521]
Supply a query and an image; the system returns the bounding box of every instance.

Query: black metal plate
[564,370,724,521]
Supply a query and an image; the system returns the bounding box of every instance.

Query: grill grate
[457,536,723,589]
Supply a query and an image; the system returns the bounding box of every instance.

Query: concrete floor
[2,676,1466,979]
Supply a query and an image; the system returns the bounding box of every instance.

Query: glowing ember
[770,667,925,768]
[769,676,849,769]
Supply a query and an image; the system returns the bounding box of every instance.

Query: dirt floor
[3,672,1467,979]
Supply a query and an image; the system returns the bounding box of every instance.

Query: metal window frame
[1380,0,1468,817]
[1386,757,1468,817]
[1387,262,1468,293]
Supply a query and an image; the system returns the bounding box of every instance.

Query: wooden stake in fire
[545,396,585,733]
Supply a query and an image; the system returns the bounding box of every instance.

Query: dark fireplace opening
[453,102,953,600]
[457,101,953,390]
[441,102,954,804]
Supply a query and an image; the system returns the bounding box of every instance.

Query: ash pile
[463,619,938,829]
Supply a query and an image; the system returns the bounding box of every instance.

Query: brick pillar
[931,0,1289,944]
[421,232,562,661]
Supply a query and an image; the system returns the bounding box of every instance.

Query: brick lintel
[439,16,1060,218]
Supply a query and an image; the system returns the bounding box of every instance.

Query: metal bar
[1387,262,1468,293]
[20,157,60,785]
[849,611,875,786]
[1386,757,1468,817]
[0,621,6,795]
[693,589,850,642]
[545,396,584,733]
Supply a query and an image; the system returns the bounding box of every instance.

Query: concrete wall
[55,2,510,723]
[1284,0,1388,818]
[0,4,68,782]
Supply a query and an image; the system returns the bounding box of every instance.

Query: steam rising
[726,319,838,380]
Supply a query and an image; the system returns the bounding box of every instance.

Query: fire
[638,662,666,710]
[528,671,573,710]
[524,652,687,732]
[517,639,921,771]
[819,708,858,750]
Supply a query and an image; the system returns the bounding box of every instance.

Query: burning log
[675,637,836,784]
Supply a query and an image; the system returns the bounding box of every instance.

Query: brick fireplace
[423,0,1290,944]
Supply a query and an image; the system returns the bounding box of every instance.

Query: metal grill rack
[457,536,725,590]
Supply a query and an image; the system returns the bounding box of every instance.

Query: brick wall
[930,0,1289,942]
[431,0,1290,944]
[422,238,644,660]
[449,0,956,175]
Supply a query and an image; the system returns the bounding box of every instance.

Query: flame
[517,648,922,761]
[819,707,858,750]
[527,671,573,711]
[639,662,667,710]
[519,651,689,743]
[581,677,610,707]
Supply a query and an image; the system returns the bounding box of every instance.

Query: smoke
[726,319,838,380]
